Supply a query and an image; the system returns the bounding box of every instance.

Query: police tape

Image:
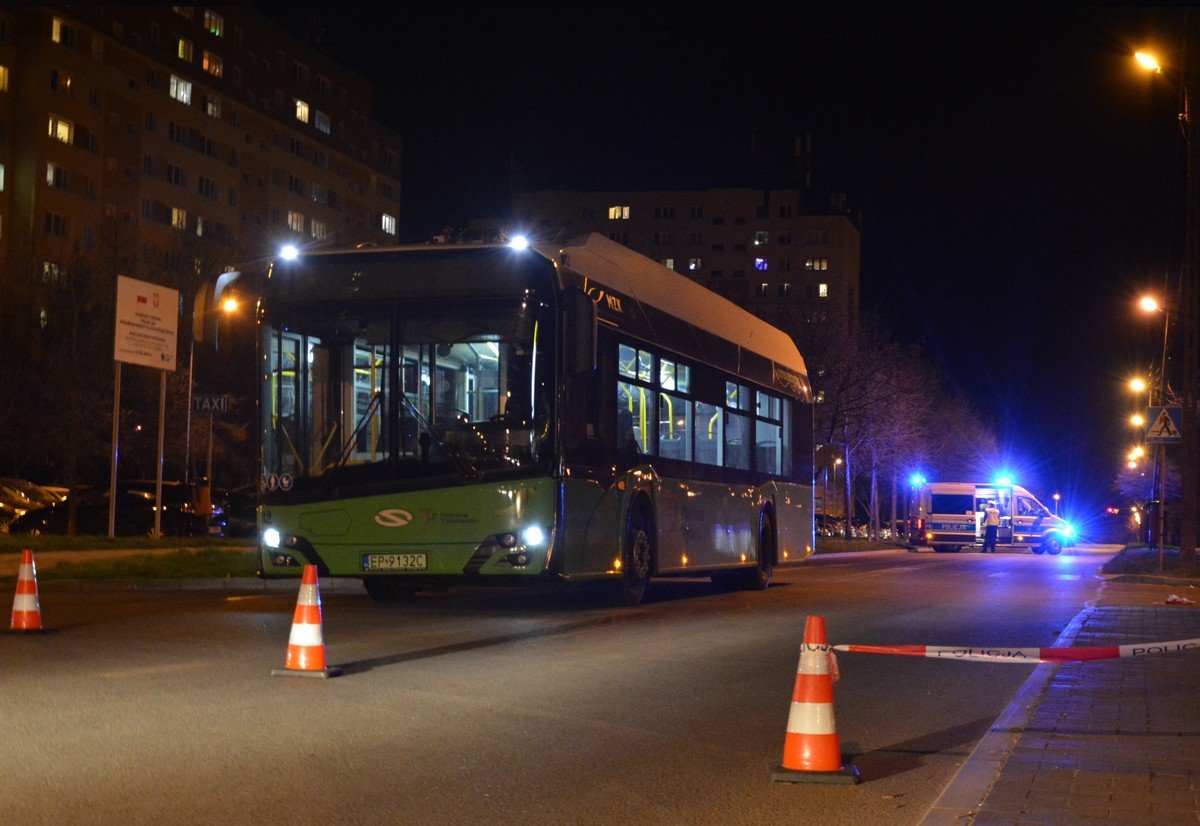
[832,638,1200,664]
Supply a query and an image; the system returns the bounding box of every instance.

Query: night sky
[265,4,1189,520]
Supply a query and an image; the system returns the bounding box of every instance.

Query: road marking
[1056,574,1080,581]
[987,572,1010,578]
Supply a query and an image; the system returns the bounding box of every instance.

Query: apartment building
[511,188,860,331]
[0,4,402,293]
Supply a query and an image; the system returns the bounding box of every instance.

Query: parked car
[213,485,257,538]
[7,484,209,537]
[0,478,57,531]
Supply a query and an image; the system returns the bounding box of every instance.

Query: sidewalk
[924,579,1200,824]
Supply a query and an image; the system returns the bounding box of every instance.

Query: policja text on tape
[832,638,1200,664]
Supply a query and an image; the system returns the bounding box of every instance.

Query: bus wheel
[1031,545,1046,554]
[363,577,418,603]
[1043,536,1063,555]
[740,511,776,589]
[620,499,653,606]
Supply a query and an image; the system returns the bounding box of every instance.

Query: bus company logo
[586,286,623,314]
[374,508,413,528]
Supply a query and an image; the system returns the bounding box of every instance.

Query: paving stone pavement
[927,590,1200,824]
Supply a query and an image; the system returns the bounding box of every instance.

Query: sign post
[112,275,179,537]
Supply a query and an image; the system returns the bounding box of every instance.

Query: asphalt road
[0,545,1118,824]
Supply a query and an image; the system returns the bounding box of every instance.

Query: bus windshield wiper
[398,394,478,478]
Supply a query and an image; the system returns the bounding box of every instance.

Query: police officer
[981,500,1000,553]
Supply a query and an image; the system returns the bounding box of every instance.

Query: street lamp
[1138,292,1171,569]
[1135,39,1199,564]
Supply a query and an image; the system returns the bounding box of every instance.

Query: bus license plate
[362,553,427,572]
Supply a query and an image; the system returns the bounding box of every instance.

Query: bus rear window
[931,494,974,514]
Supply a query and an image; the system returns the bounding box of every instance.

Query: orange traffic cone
[8,548,48,633]
[770,615,860,784]
[271,564,341,678]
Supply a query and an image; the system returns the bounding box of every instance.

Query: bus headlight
[263,528,282,548]
[521,526,546,547]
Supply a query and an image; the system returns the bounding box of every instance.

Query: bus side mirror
[566,287,596,375]
[192,270,242,348]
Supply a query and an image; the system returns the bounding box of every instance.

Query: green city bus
[252,232,814,604]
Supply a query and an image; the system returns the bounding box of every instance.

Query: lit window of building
[688,258,702,271]
[608,206,630,220]
[51,18,75,48]
[310,219,328,240]
[48,115,73,144]
[171,207,187,229]
[381,213,397,235]
[177,38,193,62]
[805,258,828,271]
[205,97,221,118]
[204,9,224,37]
[0,65,8,92]
[663,258,675,270]
[295,99,309,123]
[46,162,66,188]
[203,51,223,77]
[754,231,769,246]
[818,283,829,298]
[755,258,768,271]
[288,210,305,233]
[314,111,330,134]
[169,75,192,104]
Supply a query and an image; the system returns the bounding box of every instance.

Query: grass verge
[38,548,260,580]
[1100,545,1200,580]
[814,538,908,554]
[0,535,244,553]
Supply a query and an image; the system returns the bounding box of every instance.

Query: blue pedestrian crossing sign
[1145,406,1182,444]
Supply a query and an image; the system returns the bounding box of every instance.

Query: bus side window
[694,402,722,465]
[725,411,750,470]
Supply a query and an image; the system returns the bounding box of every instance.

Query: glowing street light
[1131,413,1146,427]
[1135,51,1163,74]
[1134,39,1199,564]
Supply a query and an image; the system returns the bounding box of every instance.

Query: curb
[919,606,1092,823]
[1096,572,1200,587]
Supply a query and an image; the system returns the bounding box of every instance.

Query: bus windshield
[261,295,555,496]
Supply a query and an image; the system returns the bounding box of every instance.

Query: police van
[910,481,1076,554]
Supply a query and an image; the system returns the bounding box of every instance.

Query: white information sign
[114,275,179,371]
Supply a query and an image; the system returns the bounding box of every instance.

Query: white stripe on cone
[786,701,837,736]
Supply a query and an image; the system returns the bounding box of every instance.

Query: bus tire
[620,497,654,606]
[1031,545,1046,555]
[712,511,776,591]
[1043,536,1063,555]
[741,510,776,590]
[363,577,419,603]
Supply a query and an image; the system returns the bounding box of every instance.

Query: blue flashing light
[1060,523,1076,539]
[909,473,926,487]
[994,475,1013,486]
[508,235,530,251]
